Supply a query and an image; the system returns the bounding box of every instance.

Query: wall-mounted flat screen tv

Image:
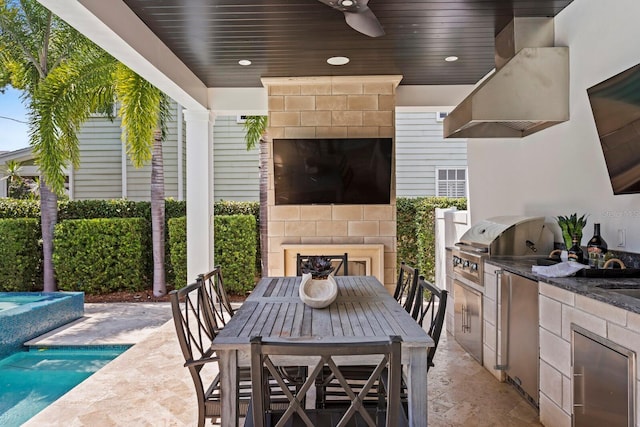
[587,63,640,195]
[273,138,393,205]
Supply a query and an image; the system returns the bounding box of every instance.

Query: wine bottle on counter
[587,223,607,268]
[568,234,584,263]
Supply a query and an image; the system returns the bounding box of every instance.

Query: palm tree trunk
[259,137,269,276]
[40,180,58,292]
[151,132,166,296]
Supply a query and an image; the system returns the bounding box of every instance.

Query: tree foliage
[0,0,172,292]
[243,115,267,150]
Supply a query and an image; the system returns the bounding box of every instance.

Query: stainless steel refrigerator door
[572,326,635,427]
[454,280,483,363]
[500,271,539,406]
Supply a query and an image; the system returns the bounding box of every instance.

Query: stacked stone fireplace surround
[262,76,402,292]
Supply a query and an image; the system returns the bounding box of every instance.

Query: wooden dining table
[212,275,434,427]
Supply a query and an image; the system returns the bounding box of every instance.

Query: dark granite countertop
[486,257,640,315]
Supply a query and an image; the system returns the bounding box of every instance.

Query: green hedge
[214,214,257,294]
[0,199,40,219]
[168,214,257,294]
[0,218,42,291]
[53,218,147,294]
[396,197,467,282]
[0,198,187,287]
[0,197,465,292]
[168,216,187,289]
[215,201,261,275]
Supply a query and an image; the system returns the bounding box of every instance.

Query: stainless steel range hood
[444,18,569,139]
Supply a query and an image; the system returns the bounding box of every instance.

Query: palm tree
[0,0,169,295]
[1,159,29,198]
[0,1,106,291]
[114,66,171,297]
[243,115,268,275]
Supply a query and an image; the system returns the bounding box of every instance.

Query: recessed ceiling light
[340,0,354,6]
[238,59,252,66]
[445,56,459,62]
[327,56,350,66]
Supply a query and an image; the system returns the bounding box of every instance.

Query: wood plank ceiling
[123,0,575,88]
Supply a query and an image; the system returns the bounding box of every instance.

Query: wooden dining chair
[392,262,419,313]
[169,281,252,427]
[410,276,448,370]
[197,266,235,332]
[246,335,405,427]
[296,253,349,276]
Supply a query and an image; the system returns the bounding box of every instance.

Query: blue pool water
[0,346,129,426]
[0,295,52,312]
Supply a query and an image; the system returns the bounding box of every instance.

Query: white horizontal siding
[395,111,468,198]
[72,100,185,201]
[213,115,259,201]
[74,116,123,200]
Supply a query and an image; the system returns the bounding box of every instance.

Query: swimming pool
[0,292,84,358]
[0,345,130,426]
[0,293,70,311]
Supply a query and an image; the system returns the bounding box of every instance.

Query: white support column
[177,103,184,201]
[0,173,7,198]
[184,109,215,284]
[121,129,128,199]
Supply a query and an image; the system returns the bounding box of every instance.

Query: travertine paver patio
[22,303,541,426]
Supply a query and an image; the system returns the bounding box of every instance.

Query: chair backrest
[410,276,448,370]
[393,262,419,313]
[169,282,218,419]
[249,336,403,427]
[197,266,235,331]
[296,253,349,276]
[170,281,217,365]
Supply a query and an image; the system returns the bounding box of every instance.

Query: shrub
[396,197,424,271]
[396,196,467,281]
[168,216,187,288]
[214,214,257,294]
[0,219,42,291]
[53,218,147,294]
[414,197,467,282]
[0,199,40,219]
[215,200,261,276]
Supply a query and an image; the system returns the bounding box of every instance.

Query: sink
[577,268,640,278]
[535,258,640,278]
[596,284,640,299]
[536,258,561,266]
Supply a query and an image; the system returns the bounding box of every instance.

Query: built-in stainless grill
[451,216,553,364]
[452,215,553,287]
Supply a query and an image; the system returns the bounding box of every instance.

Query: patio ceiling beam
[36,0,208,111]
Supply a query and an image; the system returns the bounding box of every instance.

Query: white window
[436,168,467,198]
[435,112,448,122]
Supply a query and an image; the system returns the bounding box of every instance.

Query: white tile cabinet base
[538,282,640,427]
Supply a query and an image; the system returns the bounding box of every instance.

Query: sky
[0,87,30,152]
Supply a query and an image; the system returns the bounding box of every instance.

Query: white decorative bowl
[299,273,338,309]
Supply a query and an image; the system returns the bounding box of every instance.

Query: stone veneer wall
[538,282,640,427]
[261,76,402,291]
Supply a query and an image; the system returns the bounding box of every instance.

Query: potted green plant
[300,256,335,279]
[556,213,588,250]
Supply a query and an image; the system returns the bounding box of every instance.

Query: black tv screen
[587,62,640,194]
[273,138,393,205]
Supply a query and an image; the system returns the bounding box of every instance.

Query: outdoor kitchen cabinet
[537,281,639,427]
[572,326,635,427]
[499,271,539,407]
[454,280,483,363]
